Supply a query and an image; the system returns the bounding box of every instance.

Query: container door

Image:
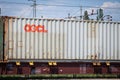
[0,17,3,61]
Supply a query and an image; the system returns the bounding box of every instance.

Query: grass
[0,74,119,79]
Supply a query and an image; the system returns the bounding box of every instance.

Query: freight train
[0,16,120,75]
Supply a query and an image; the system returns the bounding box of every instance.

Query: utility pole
[0,8,1,16]
[80,6,82,20]
[68,13,70,19]
[28,0,37,18]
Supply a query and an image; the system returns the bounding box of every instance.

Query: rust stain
[8,48,13,50]
[4,55,8,61]
[9,40,14,42]
[4,17,10,61]
[18,41,23,47]
[91,25,96,38]
[88,23,97,38]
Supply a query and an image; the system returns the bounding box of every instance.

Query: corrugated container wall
[3,17,120,61]
[0,17,3,61]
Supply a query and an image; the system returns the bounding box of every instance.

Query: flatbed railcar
[0,16,120,75]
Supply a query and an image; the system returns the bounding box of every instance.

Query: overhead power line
[0,1,30,5]
[0,1,120,9]
[28,0,37,18]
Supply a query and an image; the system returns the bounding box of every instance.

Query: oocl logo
[24,24,47,32]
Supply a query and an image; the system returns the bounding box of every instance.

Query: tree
[83,10,89,20]
[97,8,104,21]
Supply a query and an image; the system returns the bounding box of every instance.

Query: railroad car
[0,16,120,75]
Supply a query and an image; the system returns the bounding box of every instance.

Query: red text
[24,24,47,32]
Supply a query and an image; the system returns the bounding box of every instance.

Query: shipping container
[0,17,3,61]
[1,16,120,62]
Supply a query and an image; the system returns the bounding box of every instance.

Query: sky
[0,0,120,21]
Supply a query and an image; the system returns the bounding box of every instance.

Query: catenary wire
[0,1,120,9]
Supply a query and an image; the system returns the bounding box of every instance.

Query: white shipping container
[3,17,120,61]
